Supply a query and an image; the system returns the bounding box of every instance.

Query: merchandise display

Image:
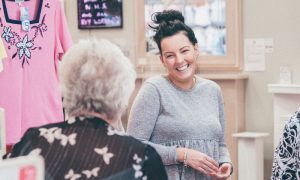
[0,0,72,143]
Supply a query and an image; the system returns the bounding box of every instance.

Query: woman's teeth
[176,64,189,71]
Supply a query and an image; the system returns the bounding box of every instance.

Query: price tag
[20,6,30,32]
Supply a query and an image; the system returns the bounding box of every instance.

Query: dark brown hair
[149,10,198,54]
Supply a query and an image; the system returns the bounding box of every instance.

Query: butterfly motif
[82,167,100,178]
[54,128,62,139]
[67,117,76,124]
[1,26,14,42]
[78,116,85,121]
[60,133,77,146]
[133,164,143,178]
[94,146,114,165]
[133,154,142,163]
[28,148,41,156]
[39,127,58,136]
[107,126,126,136]
[39,127,59,143]
[64,169,81,180]
[142,176,148,180]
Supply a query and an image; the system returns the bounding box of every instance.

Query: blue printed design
[1,26,13,42]
[1,15,47,67]
[16,35,33,61]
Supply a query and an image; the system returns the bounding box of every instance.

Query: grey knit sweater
[127,75,231,180]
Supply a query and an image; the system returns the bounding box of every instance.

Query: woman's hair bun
[152,10,184,24]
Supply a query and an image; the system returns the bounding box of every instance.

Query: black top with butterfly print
[8,116,168,180]
[271,109,300,180]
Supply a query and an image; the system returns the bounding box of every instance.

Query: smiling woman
[127,10,233,180]
[160,32,198,90]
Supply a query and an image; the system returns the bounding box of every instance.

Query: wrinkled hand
[213,163,231,180]
[185,149,219,175]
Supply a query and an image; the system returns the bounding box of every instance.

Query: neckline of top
[1,0,44,24]
[163,75,198,92]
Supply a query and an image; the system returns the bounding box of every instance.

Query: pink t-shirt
[0,0,72,144]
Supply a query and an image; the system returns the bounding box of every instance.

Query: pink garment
[0,0,72,143]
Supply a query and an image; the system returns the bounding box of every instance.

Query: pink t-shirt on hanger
[0,0,72,144]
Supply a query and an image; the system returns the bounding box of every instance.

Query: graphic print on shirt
[1,14,47,67]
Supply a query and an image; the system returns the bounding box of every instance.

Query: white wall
[243,0,300,179]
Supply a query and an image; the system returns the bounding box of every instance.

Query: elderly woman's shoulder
[23,121,66,136]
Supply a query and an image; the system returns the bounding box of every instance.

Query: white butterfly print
[82,167,100,178]
[60,133,77,146]
[64,169,81,180]
[39,127,58,136]
[39,127,59,143]
[39,128,48,136]
[133,154,142,163]
[142,176,148,180]
[78,116,85,121]
[28,148,41,156]
[107,126,126,136]
[67,117,76,124]
[54,128,62,139]
[133,164,143,178]
[94,146,114,165]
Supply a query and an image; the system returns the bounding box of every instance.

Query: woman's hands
[176,148,232,179]
[213,163,231,180]
[176,148,219,175]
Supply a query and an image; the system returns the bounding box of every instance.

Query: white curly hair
[59,38,136,120]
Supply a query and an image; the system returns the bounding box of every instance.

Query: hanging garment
[0,38,7,71]
[0,0,72,144]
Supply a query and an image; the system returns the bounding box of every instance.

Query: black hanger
[6,0,30,1]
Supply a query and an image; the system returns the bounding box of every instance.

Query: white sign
[279,67,292,84]
[264,38,274,54]
[244,39,265,71]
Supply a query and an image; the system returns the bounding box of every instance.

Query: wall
[64,0,137,65]
[243,0,300,179]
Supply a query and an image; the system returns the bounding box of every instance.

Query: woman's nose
[175,54,184,63]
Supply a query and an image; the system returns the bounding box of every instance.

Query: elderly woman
[6,39,167,180]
